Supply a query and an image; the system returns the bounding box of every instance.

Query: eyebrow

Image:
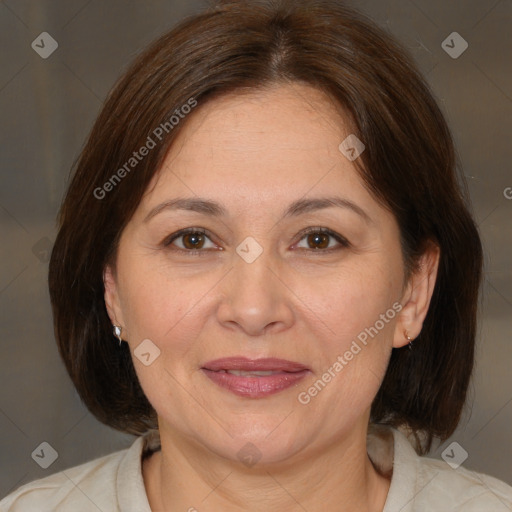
[143,196,372,224]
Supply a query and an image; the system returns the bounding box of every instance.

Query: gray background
[1,0,511,500]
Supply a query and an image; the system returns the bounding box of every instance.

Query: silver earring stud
[113,325,123,346]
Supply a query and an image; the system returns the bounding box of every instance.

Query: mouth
[201,357,311,398]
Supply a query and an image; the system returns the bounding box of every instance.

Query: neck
[142,422,391,512]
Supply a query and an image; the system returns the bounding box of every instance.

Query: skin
[104,83,440,512]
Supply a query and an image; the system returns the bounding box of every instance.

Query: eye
[162,226,349,254]
[163,228,218,253]
[294,227,349,252]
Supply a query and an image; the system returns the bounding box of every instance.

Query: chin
[207,423,307,467]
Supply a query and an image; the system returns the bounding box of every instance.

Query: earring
[113,325,123,346]
[404,330,414,351]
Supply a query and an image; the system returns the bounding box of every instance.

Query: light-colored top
[1,425,511,511]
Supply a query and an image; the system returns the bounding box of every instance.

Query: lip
[201,357,311,398]
[202,357,309,372]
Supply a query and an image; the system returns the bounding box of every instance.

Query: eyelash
[162,227,350,255]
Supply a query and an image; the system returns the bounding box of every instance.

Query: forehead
[140,84,374,217]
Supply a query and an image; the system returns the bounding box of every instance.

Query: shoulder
[414,451,512,511]
[379,425,512,511]
[0,436,149,512]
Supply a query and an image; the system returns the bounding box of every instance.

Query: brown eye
[295,227,349,252]
[306,232,330,249]
[181,232,206,249]
[164,228,217,252]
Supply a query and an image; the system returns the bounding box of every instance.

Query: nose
[216,247,295,337]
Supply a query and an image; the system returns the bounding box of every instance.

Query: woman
[2,0,511,510]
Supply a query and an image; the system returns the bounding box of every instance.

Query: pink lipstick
[201,357,310,398]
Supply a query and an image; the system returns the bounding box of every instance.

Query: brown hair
[48,0,483,454]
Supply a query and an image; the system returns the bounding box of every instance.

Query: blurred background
[1,0,511,499]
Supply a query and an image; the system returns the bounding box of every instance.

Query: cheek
[116,253,227,370]
[117,264,211,402]
[120,269,200,344]
[307,260,400,342]
[296,277,397,421]
[298,258,400,405]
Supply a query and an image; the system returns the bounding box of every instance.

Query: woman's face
[105,83,419,464]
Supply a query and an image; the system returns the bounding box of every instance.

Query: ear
[393,242,440,348]
[103,264,126,329]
